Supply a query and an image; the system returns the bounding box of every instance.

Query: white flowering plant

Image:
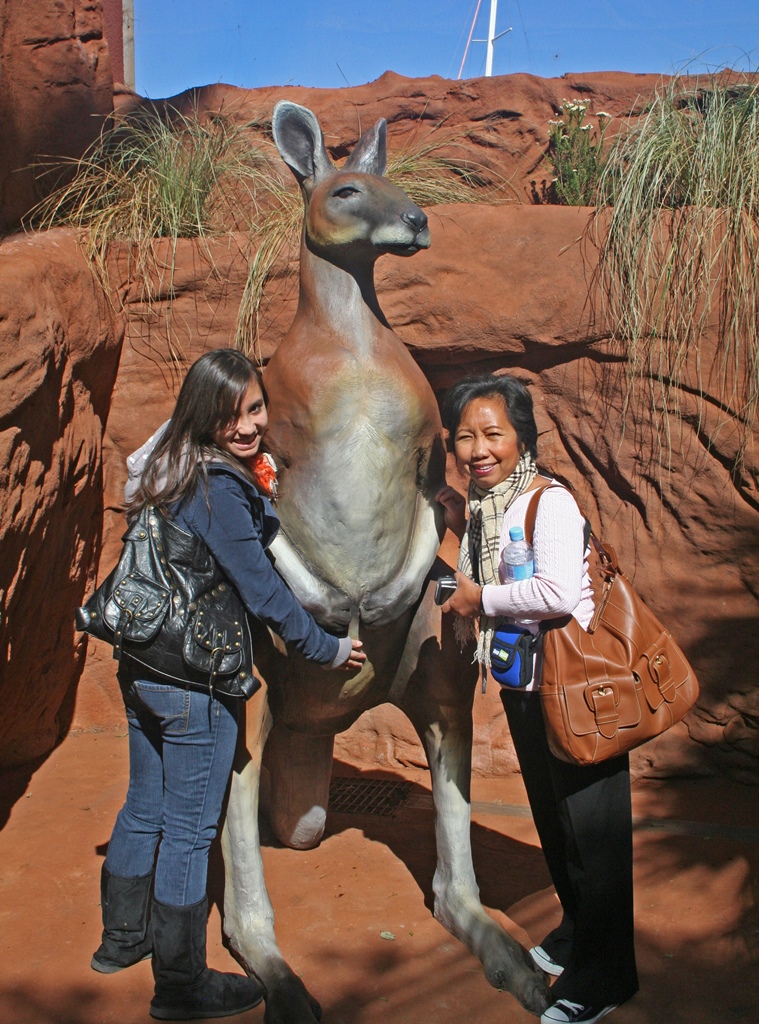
[546,99,610,205]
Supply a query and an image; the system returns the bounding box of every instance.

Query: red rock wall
[101,0,124,86]
[128,69,668,205]
[0,229,122,767]
[0,1,114,232]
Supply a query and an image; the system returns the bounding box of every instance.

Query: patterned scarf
[457,452,537,670]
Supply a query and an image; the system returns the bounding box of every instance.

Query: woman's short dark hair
[131,349,265,514]
[441,373,538,459]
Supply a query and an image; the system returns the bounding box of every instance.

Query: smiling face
[453,395,523,490]
[213,378,268,463]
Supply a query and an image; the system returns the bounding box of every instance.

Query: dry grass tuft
[25,104,277,365]
[594,72,759,476]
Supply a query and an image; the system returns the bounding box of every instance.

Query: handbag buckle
[585,680,620,737]
[637,635,680,705]
[584,680,618,711]
[650,648,675,699]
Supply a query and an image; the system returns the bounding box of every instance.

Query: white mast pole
[485,0,498,77]
[122,0,135,90]
[463,0,512,78]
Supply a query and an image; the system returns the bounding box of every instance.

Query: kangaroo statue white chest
[219,102,549,1024]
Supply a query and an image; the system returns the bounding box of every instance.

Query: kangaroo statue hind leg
[221,101,550,1022]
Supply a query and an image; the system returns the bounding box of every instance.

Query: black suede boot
[149,897,265,1020]
[91,866,153,973]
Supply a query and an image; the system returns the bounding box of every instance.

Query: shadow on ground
[1,737,757,1024]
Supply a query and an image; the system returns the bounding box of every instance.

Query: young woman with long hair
[92,349,364,1021]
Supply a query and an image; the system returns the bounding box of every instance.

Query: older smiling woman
[436,373,639,1024]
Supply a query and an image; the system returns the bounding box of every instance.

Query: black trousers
[502,690,639,1006]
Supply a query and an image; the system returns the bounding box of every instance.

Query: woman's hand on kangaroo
[339,639,367,671]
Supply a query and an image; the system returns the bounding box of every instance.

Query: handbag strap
[525,485,634,638]
[523,481,596,635]
[523,482,553,546]
[523,481,591,551]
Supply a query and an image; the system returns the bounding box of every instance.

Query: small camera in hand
[434,574,458,605]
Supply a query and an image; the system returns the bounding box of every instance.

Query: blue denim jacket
[172,464,339,666]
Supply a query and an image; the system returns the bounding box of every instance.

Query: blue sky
[133,0,759,99]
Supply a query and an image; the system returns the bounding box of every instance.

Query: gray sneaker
[529,945,565,977]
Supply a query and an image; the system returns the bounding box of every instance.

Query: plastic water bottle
[503,526,534,581]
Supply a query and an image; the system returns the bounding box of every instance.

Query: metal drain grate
[329,777,413,816]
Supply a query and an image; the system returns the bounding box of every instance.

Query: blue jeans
[104,660,240,906]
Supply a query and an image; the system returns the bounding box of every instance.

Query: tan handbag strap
[523,481,565,546]
[525,484,625,636]
[523,482,595,607]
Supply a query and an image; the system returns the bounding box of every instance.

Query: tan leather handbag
[527,486,700,766]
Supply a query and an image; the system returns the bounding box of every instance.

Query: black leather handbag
[76,506,258,699]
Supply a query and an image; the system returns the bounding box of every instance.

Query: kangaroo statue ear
[272,101,334,185]
[343,119,387,177]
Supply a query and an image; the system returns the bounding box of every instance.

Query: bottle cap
[508,526,525,542]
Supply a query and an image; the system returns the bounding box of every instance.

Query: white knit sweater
[480,483,594,633]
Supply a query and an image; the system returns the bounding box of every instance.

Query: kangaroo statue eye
[333,185,360,199]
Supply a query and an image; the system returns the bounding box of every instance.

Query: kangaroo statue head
[272,101,430,278]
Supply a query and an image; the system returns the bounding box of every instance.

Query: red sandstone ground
[0,723,756,1024]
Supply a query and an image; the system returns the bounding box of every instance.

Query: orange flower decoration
[248,451,278,499]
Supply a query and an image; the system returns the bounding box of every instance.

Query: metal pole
[485,0,498,77]
[122,0,135,91]
[458,0,484,79]
[462,0,512,78]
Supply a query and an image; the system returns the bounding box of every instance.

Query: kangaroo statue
[220,101,549,1023]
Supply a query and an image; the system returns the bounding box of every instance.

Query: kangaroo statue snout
[220,101,550,1024]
